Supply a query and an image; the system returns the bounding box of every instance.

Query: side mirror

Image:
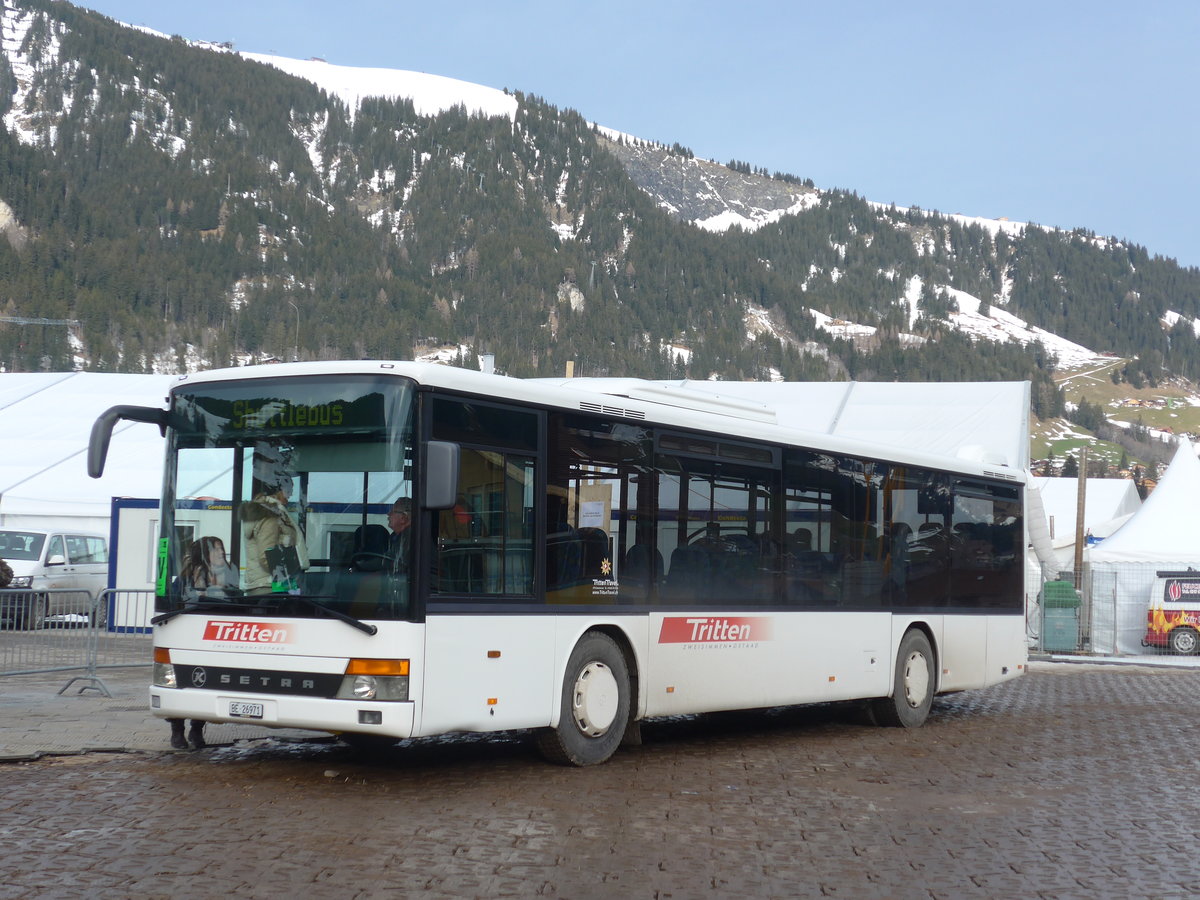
[423,441,459,510]
[46,554,66,566]
[88,405,169,478]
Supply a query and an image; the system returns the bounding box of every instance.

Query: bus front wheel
[870,629,935,728]
[536,631,631,767]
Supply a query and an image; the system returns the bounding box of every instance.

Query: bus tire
[870,629,935,728]
[536,631,631,767]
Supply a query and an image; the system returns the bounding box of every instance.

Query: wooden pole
[1073,447,1088,588]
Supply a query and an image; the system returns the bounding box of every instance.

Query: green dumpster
[1041,580,1081,651]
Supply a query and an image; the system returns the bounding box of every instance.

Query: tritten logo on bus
[203,620,293,644]
[658,616,772,647]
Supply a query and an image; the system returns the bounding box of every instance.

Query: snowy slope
[802,274,1109,370]
[0,6,1130,373]
[239,53,518,121]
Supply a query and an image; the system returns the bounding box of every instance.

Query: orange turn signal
[154,647,172,664]
[345,658,409,676]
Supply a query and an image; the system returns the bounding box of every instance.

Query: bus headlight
[153,647,177,688]
[337,658,410,701]
[153,663,177,687]
[337,674,409,701]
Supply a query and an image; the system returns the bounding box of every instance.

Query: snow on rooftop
[810,309,876,339]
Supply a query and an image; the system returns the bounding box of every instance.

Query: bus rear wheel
[536,631,631,767]
[870,629,935,728]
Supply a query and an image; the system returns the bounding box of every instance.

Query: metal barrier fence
[0,588,154,696]
[1029,564,1200,661]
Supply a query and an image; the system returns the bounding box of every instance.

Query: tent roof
[0,372,173,522]
[1032,477,1143,545]
[1087,441,1200,562]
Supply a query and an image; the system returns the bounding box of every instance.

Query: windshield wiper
[151,600,251,626]
[258,594,378,636]
[151,594,378,636]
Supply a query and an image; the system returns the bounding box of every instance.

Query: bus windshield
[159,374,416,621]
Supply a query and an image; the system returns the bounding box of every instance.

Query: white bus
[89,362,1026,765]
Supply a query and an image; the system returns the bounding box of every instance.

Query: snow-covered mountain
[194,46,1121,372]
[4,0,1200,421]
[237,53,519,122]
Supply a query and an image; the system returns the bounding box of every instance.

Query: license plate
[228,701,264,719]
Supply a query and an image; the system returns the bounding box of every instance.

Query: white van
[1143,570,1200,655]
[0,529,109,628]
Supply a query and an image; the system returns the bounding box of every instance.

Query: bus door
[946,479,1023,688]
[419,395,552,735]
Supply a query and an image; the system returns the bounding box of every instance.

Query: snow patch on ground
[694,192,822,234]
[1163,310,1200,338]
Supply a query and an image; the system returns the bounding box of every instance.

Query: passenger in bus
[242,448,309,594]
[788,527,813,554]
[178,536,237,600]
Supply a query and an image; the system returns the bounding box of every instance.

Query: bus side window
[431,398,539,598]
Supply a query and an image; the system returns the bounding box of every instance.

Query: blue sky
[82,1,1200,268]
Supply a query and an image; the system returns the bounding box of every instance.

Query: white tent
[1086,440,1200,654]
[0,372,173,533]
[1033,477,1143,573]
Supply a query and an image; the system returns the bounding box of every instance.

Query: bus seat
[621,543,662,593]
[546,530,582,589]
[352,524,390,572]
[577,527,610,578]
[666,545,711,600]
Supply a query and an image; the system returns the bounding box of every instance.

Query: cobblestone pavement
[2,662,1200,899]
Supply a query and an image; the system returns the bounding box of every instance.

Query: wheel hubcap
[902,651,930,709]
[572,661,619,737]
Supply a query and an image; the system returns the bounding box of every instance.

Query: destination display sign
[171,376,403,439]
